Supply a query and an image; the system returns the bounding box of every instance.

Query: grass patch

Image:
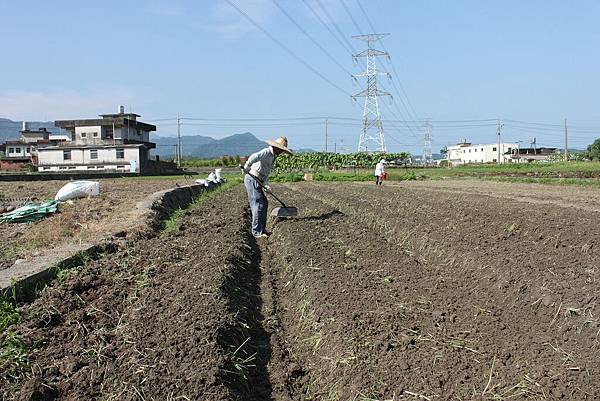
[0,300,20,331]
[0,297,28,400]
[163,178,242,233]
[0,331,29,400]
[0,240,45,264]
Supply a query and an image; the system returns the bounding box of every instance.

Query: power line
[339,0,363,35]
[314,0,359,54]
[271,0,354,76]
[356,0,420,122]
[301,0,354,55]
[223,0,351,97]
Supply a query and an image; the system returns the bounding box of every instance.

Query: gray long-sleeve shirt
[244,146,275,184]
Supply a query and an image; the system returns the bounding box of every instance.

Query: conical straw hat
[266,136,293,154]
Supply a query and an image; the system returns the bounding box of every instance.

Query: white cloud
[0,87,149,121]
[210,0,276,38]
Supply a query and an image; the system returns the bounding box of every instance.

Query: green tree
[440,146,448,156]
[587,138,600,161]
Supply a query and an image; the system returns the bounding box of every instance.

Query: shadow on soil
[217,221,274,400]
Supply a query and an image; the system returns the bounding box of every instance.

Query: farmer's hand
[263,185,272,194]
[239,164,250,174]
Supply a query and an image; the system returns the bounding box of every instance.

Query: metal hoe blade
[271,207,298,217]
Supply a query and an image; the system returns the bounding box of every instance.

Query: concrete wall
[6,144,32,158]
[75,125,102,143]
[115,125,150,143]
[37,147,141,172]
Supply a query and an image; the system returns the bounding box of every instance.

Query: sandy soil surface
[0,177,192,270]
[4,179,600,400]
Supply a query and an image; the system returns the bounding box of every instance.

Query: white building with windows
[36,107,156,173]
[447,141,519,165]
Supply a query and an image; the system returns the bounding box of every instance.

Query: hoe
[248,174,298,217]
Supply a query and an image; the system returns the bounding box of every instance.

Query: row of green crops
[182,156,241,168]
[273,152,410,173]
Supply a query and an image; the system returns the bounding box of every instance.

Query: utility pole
[496,119,504,164]
[564,118,569,162]
[325,117,328,153]
[176,114,181,167]
[422,119,432,165]
[352,33,391,153]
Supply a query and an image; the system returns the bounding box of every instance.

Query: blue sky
[1,0,599,154]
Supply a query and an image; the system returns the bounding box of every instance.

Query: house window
[116,148,125,159]
[481,148,484,151]
[492,147,497,151]
[469,149,471,153]
[81,132,87,138]
[474,148,477,152]
[68,166,76,169]
[26,147,30,153]
[15,147,21,153]
[8,147,14,153]
[90,149,98,160]
[63,149,71,160]
[117,165,126,169]
[105,128,113,139]
[92,132,99,138]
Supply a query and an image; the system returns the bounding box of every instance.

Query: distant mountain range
[154,132,271,159]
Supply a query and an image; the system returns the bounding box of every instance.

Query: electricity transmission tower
[351,33,391,153]
[422,120,432,165]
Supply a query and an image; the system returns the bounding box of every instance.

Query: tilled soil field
[4,180,600,400]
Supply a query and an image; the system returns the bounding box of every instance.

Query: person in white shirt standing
[242,136,292,238]
[374,159,387,186]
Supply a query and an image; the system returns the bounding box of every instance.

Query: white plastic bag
[215,168,222,181]
[55,181,100,201]
[195,179,208,186]
[207,172,218,183]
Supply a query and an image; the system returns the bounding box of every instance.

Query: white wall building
[447,142,519,165]
[37,145,143,173]
[37,107,156,173]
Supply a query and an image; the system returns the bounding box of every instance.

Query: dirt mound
[9,187,272,401]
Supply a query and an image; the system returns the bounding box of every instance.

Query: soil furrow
[262,182,599,399]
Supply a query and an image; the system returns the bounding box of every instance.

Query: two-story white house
[447,141,519,165]
[37,106,157,173]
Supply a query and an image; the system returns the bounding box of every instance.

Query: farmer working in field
[374,158,387,186]
[242,136,292,238]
